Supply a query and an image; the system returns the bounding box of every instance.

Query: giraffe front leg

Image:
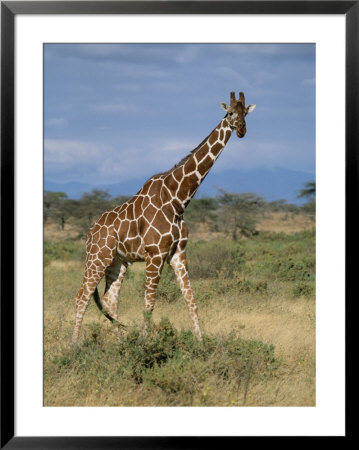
[170,250,202,340]
[142,252,165,334]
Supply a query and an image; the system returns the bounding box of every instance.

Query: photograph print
[44,43,315,407]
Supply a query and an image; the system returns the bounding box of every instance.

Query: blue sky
[44,43,315,190]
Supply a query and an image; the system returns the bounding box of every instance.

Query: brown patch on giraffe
[164,174,178,191]
[141,180,152,195]
[113,217,122,229]
[198,155,213,176]
[150,194,162,209]
[96,214,107,226]
[219,128,224,140]
[208,130,219,145]
[177,174,199,201]
[142,195,150,209]
[225,129,232,141]
[118,241,127,254]
[92,231,100,244]
[145,226,161,245]
[160,185,171,204]
[148,179,162,196]
[173,166,183,182]
[105,212,117,226]
[107,234,116,249]
[194,144,210,162]
[144,244,159,254]
[128,220,138,236]
[211,142,223,157]
[151,255,163,267]
[98,246,113,263]
[119,219,130,237]
[159,233,173,250]
[124,237,141,255]
[143,203,157,221]
[184,158,196,174]
[153,210,171,234]
[133,196,143,215]
[90,243,100,254]
[100,227,108,239]
[125,203,134,220]
[162,205,175,222]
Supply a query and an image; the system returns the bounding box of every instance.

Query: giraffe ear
[220,102,229,112]
[246,104,256,114]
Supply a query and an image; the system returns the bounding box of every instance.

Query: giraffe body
[72,92,255,343]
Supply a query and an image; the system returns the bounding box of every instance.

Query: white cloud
[302,78,316,86]
[46,118,67,127]
[44,139,111,169]
[213,138,313,173]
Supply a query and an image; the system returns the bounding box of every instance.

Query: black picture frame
[1,1,354,447]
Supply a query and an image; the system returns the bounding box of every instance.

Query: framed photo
[1,1,354,447]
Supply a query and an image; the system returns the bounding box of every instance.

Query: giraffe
[71,92,256,344]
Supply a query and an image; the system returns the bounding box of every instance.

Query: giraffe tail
[93,287,127,329]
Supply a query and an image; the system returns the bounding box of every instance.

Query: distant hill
[45,167,315,205]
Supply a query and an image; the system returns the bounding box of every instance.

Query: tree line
[44,181,315,240]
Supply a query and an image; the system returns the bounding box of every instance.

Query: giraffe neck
[164,118,233,212]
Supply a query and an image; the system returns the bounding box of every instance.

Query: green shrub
[271,256,315,281]
[236,279,268,294]
[156,266,182,302]
[187,240,246,279]
[44,240,85,262]
[51,318,279,405]
[292,282,315,298]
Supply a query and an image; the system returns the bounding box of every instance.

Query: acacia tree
[297,181,316,218]
[44,191,79,230]
[184,197,218,231]
[53,198,79,230]
[71,189,114,237]
[217,190,265,240]
[298,181,316,200]
[44,191,67,223]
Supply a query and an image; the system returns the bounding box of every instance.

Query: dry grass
[257,212,314,234]
[44,222,80,242]
[44,261,315,407]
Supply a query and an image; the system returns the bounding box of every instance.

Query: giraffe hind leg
[72,266,105,344]
[100,262,128,330]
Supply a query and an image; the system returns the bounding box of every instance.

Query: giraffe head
[220,92,256,138]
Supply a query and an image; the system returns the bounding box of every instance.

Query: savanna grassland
[44,208,315,407]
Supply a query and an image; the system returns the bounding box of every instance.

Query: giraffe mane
[155,122,226,178]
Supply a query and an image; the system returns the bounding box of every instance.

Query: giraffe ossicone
[71,92,256,344]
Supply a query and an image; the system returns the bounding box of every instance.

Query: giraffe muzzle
[237,127,246,138]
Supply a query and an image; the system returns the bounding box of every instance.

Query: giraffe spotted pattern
[72,92,255,343]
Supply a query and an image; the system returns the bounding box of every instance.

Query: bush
[156,266,182,302]
[44,240,85,263]
[51,318,280,406]
[292,282,315,298]
[187,240,246,279]
[271,256,315,281]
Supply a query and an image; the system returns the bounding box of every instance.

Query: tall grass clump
[44,240,85,265]
[187,240,246,279]
[48,318,279,406]
[242,230,315,282]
